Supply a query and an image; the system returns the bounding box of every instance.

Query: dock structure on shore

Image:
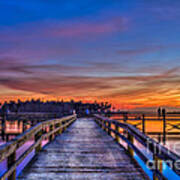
[0,114,180,180]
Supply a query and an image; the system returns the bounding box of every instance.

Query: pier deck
[18,118,147,180]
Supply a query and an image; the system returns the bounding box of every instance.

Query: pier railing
[0,114,76,180]
[94,114,180,180]
[111,113,180,145]
[0,112,71,141]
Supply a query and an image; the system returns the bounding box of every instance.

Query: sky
[0,0,180,111]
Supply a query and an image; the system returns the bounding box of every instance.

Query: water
[0,120,31,134]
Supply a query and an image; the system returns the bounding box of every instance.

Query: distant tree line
[0,99,111,117]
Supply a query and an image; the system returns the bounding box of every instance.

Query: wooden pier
[18,118,148,179]
[1,114,180,179]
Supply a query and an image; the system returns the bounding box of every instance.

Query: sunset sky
[0,0,180,111]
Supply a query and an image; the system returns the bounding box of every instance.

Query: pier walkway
[18,118,147,180]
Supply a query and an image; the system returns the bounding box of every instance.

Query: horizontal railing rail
[108,113,180,145]
[0,114,76,180]
[0,112,72,141]
[94,114,180,180]
[4,112,64,121]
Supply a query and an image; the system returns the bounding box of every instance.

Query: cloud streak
[50,17,129,37]
[0,65,179,109]
[0,16,129,41]
[0,0,180,110]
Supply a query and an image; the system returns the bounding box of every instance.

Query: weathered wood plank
[18,118,148,180]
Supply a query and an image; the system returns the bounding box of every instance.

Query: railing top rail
[0,114,76,163]
[2,112,65,121]
[94,114,180,178]
[94,114,180,163]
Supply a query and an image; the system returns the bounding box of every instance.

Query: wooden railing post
[128,132,134,157]
[162,109,166,145]
[8,151,16,180]
[35,129,42,153]
[102,120,106,131]
[106,122,108,133]
[100,119,103,128]
[123,114,127,135]
[153,154,163,180]
[142,114,145,134]
[54,123,58,136]
[123,113,128,123]
[22,120,26,133]
[158,133,161,143]
[108,122,111,135]
[63,120,66,132]
[115,124,120,143]
[67,119,71,127]
[1,108,7,142]
[58,121,62,134]
[61,121,64,133]
[49,123,54,141]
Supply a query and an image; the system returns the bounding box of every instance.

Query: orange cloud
[0,66,179,111]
